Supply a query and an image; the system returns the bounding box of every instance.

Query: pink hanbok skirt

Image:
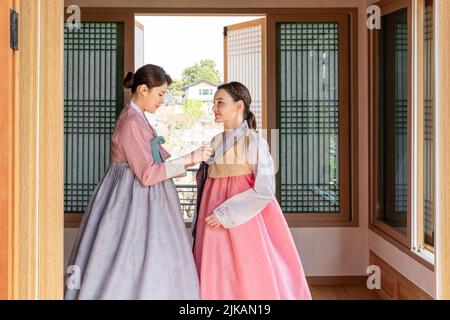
[194,173,312,300]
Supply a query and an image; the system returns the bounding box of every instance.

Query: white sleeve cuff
[165,157,187,179]
[213,206,235,228]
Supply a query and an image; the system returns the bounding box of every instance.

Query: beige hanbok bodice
[208,132,253,178]
[191,129,277,229]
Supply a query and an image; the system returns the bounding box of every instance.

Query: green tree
[181,59,221,85]
[169,59,221,101]
[182,99,204,124]
[169,79,185,98]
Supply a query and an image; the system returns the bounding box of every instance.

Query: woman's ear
[138,84,149,96]
[235,100,244,112]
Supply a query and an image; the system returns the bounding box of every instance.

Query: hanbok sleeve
[212,133,276,228]
[118,118,186,186]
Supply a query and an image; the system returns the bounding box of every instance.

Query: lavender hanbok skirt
[64,162,200,300]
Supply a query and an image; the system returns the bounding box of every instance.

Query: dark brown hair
[217,81,256,130]
[123,64,172,93]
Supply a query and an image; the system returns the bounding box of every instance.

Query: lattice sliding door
[224,18,266,130]
[64,22,124,213]
[276,15,352,220]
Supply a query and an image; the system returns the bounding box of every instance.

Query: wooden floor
[310,285,382,300]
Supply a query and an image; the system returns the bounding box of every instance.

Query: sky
[135,15,264,81]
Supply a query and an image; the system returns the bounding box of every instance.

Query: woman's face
[137,82,168,113]
[212,89,243,125]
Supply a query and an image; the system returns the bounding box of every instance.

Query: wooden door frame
[1,0,64,299]
[0,0,15,300]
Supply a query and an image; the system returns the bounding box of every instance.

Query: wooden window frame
[266,8,359,228]
[414,0,435,256]
[368,0,437,272]
[368,0,413,248]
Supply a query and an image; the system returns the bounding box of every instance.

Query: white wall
[65,223,369,277]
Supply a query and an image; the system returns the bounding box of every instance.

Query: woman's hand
[205,213,223,228]
[183,146,213,168]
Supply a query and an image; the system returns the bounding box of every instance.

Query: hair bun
[123,71,134,89]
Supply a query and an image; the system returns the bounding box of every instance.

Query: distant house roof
[183,79,220,89]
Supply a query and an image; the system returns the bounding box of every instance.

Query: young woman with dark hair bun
[65,64,211,300]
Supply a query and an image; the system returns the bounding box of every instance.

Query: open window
[369,0,436,264]
[223,18,267,130]
[369,0,412,248]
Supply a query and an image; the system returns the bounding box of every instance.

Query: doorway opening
[135,14,266,223]
[63,13,267,270]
